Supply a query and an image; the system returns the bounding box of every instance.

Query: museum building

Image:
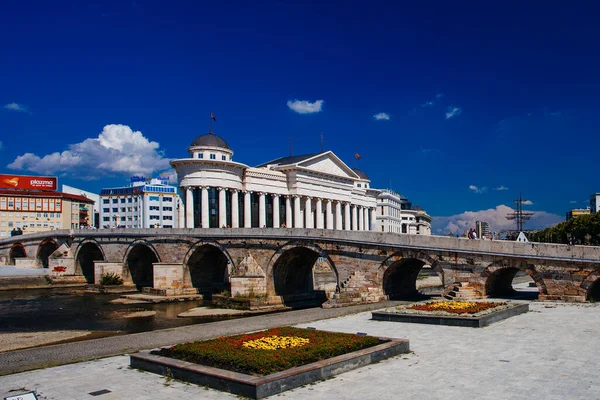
[170,131,381,230]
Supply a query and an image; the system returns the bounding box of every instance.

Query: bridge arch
[37,238,58,269]
[581,270,600,302]
[266,241,337,305]
[74,240,106,284]
[123,241,160,290]
[9,243,27,265]
[379,250,442,299]
[183,240,233,297]
[482,261,546,298]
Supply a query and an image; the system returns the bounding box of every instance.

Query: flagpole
[209,112,213,134]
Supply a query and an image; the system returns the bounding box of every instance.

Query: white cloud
[432,204,563,235]
[445,106,462,119]
[522,199,534,205]
[287,99,324,114]
[373,112,390,120]
[469,185,486,194]
[7,124,171,178]
[494,185,509,191]
[421,101,434,107]
[4,103,29,112]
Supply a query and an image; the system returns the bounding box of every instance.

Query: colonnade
[183,186,376,231]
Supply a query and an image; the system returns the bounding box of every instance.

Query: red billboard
[0,174,58,191]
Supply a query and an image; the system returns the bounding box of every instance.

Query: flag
[355,153,361,160]
[211,113,217,122]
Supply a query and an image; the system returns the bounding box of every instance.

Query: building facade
[170,132,380,230]
[0,190,95,237]
[375,189,432,235]
[99,179,182,229]
[62,185,100,228]
[566,208,591,221]
[475,220,490,239]
[590,193,600,214]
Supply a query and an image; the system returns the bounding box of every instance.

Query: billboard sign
[0,174,58,191]
[130,176,147,183]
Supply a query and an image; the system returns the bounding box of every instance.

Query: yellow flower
[242,335,310,350]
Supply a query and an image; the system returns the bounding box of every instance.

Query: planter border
[372,303,529,327]
[130,336,409,399]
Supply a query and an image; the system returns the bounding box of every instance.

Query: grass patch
[152,327,381,376]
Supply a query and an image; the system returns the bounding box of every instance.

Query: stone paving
[1,300,599,400]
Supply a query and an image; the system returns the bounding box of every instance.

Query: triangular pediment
[297,152,359,179]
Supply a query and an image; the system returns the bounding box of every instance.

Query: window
[162,206,172,211]
[128,198,132,203]
[357,184,361,188]
[149,206,160,211]
[198,153,203,159]
[149,196,160,201]
[120,207,126,212]
[112,208,118,212]
[103,217,110,221]
[163,197,172,202]
[221,155,226,160]
[103,208,109,213]
[210,154,216,160]
[103,199,109,204]
[112,199,118,204]
[120,198,126,203]
[163,215,173,220]
[149,215,160,220]
[163,225,173,228]
[381,206,384,215]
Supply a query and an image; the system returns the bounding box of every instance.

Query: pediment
[298,152,358,179]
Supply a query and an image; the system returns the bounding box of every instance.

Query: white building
[62,184,100,228]
[99,179,182,229]
[590,193,600,214]
[376,189,432,235]
[170,132,380,230]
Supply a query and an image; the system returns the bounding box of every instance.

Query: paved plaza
[1,299,599,400]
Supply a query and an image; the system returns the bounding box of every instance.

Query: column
[305,197,313,228]
[218,187,227,228]
[358,206,364,231]
[185,187,194,228]
[259,192,266,228]
[352,205,358,231]
[201,186,209,228]
[344,202,351,231]
[244,191,252,228]
[231,190,239,228]
[272,195,280,228]
[370,208,377,231]
[294,196,303,228]
[335,201,343,230]
[326,200,333,229]
[285,196,293,228]
[316,199,324,229]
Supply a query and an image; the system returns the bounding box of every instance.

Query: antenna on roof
[320,133,324,152]
[289,136,293,156]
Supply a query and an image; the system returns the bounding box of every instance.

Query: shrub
[100,272,124,286]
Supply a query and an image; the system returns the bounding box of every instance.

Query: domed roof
[190,132,230,150]
[353,168,369,180]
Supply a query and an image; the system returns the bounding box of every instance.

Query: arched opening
[37,240,58,269]
[383,258,432,300]
[272,247,327,307]
[9,244,26,265]
[586,279,600,302]
[126,244,158,290]
[76,242,105,284]
[485,267,538,300]
[416,264,444,296]
[186,245,230,298]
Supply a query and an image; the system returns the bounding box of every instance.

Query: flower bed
[372,300,528,327]
[152,326,381,376]
[405,300,507,315]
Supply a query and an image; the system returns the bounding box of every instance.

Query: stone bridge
[1,229,599,305]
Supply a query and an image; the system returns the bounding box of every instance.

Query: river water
[0,288,250,336]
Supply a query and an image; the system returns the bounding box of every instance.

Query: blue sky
[1,1,599,234]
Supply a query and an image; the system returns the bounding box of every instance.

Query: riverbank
[0,331,93,353]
